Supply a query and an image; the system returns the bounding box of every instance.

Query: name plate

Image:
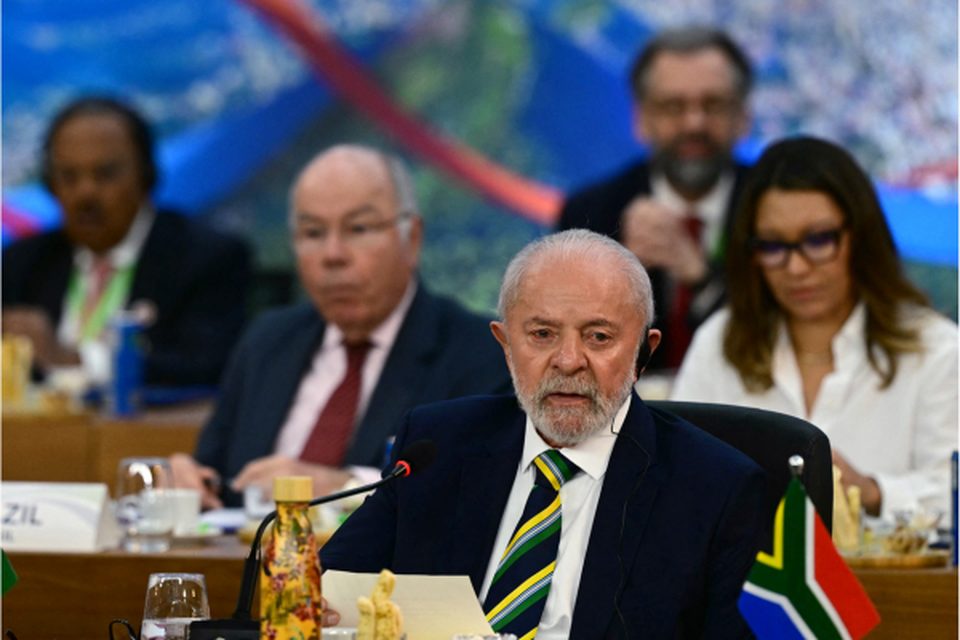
[2,482,119,552]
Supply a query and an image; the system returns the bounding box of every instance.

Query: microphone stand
[189,438,433,639]
[232,463,409,620]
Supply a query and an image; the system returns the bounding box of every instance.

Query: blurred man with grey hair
[322,229,764,639]
[171,144,511,508]
[559,27,754,371]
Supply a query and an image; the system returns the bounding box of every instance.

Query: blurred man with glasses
[171,145,512,508]
[559,27,753,372]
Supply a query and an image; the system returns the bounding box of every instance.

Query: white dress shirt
[672,303,958,520]
[57,206,155,384]
[273,281,417,473]
[650,169,735,259]
[478,396,632,639]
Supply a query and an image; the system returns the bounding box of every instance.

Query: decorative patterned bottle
[261,476,323,640]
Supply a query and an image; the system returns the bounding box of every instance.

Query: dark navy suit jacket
[558,160,749,371]
[1,211,251,386]
[322,393,765,639]
[194,286,513,506]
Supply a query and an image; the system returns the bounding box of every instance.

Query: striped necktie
[483,449,581,639]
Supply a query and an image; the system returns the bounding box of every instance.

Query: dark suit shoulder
[404,394,520,444]
[424,290,498,342]
[151,211,250,260]
[240,302,320,346]
[2,230,72,306]
[2,229,69,273]
[558,159,652,237]
[3,228,67,257]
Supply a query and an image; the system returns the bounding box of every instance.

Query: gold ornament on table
[2,335,33,408]
[832,465,861,552]
[356,569,404,640]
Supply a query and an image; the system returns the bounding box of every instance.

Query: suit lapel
[449,409,525,592]
[248,309,325,456]
[349,286,442,466]
[570,395,663,640]
[127,213,171,313]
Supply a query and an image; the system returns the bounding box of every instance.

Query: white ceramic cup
[165,488,201,536]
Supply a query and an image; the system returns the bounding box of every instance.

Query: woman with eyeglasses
[672,136,957,520]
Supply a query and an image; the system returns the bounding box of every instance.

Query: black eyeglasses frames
[749,227,846,269]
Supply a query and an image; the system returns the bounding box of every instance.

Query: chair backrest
[647,400,833,554]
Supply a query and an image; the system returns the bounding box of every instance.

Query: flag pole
[788,454,804,482]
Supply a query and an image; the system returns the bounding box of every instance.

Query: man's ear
[405,214,425,265]
[636,329,663,376]
[490,321,508,354]
[632,103,651,144]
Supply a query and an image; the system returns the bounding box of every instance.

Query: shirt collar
[73,205,155,271]
[321,278,418,352]
[831,301,867,369]
[521,394,632,481]
[650,170,735,224]
[774,300,867,372]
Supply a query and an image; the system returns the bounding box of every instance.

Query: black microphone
[190,439,437,638]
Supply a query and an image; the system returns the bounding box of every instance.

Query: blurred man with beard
[558,27,753,371]
[322,229,764,639]
[2,97,251,387]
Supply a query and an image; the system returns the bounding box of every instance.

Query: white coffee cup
[164,488,201,536]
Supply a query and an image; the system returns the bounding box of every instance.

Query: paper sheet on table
[324,570,495,639]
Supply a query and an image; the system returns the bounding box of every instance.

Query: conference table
[3,535,957,640]
[2,405,958,638]
[2,402,210,489]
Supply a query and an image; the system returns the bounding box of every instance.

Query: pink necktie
[299,342,372,466]
[81,258,114,331]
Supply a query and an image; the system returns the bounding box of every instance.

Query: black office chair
[647,400,833,554]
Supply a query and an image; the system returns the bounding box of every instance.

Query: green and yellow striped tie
[483,449,580,640]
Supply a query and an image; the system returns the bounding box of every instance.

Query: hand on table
[322,597,341,627]
[230,455,351,499]
[621,196,707,285]
[2,306,82,369]
[833,450,882,516]
[169,452,223,510]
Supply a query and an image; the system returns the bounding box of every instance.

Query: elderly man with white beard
[321,229,765,640]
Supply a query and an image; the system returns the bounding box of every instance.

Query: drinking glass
[140,573,210,640]
[116,457,175,552]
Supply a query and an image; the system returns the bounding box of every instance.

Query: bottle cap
[273,476,313,502]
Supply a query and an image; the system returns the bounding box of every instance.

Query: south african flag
[738,478,880,639]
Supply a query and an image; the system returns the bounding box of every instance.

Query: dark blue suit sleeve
[192,320,255,478]
[703,464,765,639]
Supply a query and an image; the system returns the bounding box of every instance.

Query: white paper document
[323,570,495,640]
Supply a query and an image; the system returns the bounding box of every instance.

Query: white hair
[497,229,656,326]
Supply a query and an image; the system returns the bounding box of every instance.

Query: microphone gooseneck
[230,439,437,620]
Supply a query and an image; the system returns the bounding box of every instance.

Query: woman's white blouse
[672,303,958,520]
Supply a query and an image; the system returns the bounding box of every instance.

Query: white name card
[2,482,119,552]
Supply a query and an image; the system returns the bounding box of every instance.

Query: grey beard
[512,368,636,447]
[660,154,726,196]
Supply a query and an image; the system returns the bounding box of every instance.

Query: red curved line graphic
[235,0,563,226]
[2,202,42,238]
